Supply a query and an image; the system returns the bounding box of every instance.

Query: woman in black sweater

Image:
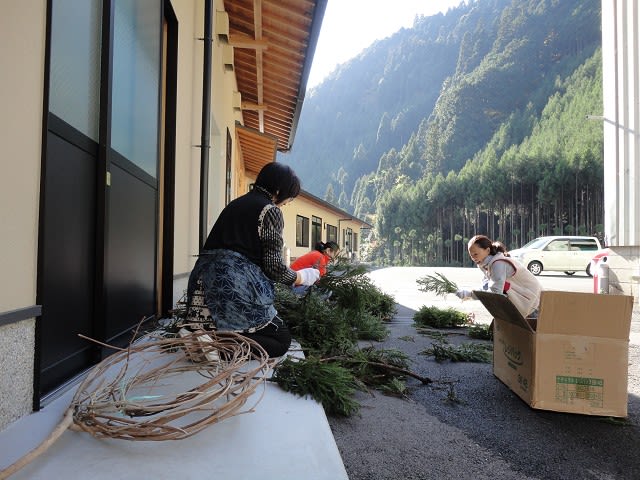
[186,162,319,357]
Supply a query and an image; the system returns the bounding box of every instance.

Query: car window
[522,238,548,249]
[546,240,569,251]
[569,240,598,251]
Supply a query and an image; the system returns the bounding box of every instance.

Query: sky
[307,0,468,89]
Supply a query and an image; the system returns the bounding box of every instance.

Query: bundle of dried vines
[1,328,271,479]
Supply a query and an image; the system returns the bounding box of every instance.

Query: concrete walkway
[0,277,348,480]
[0,343,348,480]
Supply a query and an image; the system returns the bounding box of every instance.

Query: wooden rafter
[223,0,325,152]
[253,0,265,132]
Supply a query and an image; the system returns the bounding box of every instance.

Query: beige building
[0,0,354,431]
[282,190,371,262]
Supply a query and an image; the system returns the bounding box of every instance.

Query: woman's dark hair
[314,241,339,253]
[255,162,301,203]
[468,235,509,256]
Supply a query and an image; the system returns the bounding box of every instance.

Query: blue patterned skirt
[186,249,277,331]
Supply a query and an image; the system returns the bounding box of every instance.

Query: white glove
[297,268,320,286]
[455,289,473,300]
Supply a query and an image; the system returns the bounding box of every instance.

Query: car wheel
[528,261,543,276]
[586,264,593,277]
[564,271,576,276]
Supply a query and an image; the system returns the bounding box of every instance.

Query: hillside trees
[281,2,464,199]
[421,0,601,177]
[278,0,603,267]
[371,48,603,266]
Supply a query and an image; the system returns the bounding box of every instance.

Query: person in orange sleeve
[290,241,340,293]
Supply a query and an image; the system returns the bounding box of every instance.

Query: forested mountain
[278,0,603,265]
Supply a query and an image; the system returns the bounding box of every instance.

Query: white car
[509,236,602,276]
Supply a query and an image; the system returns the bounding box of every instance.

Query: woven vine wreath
[1,327,272,479]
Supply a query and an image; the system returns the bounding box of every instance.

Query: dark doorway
[36,0,177,404]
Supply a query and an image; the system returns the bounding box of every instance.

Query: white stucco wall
[171,0,203,276]
[602,0,640,247]
[601,0,640,299]
[172,0,244,276]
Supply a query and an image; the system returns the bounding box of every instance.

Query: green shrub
[467,323,493,340]
[413,305,471,328]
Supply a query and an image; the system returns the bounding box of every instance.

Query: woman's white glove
[297,268,320,286]
[455,289,473,300]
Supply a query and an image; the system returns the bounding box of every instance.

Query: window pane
[296,215,309,247]
[111,0,160,178]
[326,224,337,243]
[296,216,304,246]
[49,0,102,140]
[303,218,309,247]
[312,216,322,246]
[547,240,568,251]
[345,228,353,251]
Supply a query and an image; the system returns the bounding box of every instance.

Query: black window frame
[311,215,322,246]
[326,224,337,243]
[296,215,310,247]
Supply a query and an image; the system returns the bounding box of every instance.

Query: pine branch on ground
[421,341,493,363]
[467,323,493,340]
[275,285,358,356]
[323,346,431,388]
[415,329,465,341]
[271,345,431,415]
[271,356,361,417]
[275,264,394,353]
[318,261,397,321]
[271,265,433,416]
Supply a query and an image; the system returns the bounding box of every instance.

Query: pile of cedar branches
[272,260,431,416]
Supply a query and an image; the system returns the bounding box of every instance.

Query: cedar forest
[279,0,604,267]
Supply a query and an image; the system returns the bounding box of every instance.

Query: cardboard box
[474,290,633,417]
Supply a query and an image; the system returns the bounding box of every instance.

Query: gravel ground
[328,267,640,480]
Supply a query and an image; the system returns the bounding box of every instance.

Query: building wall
[171,0,243,276]
[0,0,251,431]
[0,0,46,429]
[602,0,640,300]
[171,0,202,277]
[281,195,368,261]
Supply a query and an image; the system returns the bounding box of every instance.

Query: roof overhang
[223,0,327,153]
[236,123,278,176]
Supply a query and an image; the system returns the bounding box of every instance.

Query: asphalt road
[327,266,640,480]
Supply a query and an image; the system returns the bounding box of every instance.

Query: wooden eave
[236,124,278,176]
[224,0,326,154]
